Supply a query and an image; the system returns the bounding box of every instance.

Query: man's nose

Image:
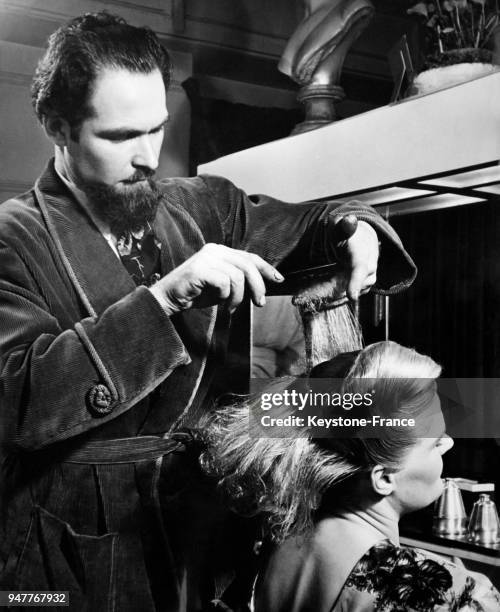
[132,135,159,171]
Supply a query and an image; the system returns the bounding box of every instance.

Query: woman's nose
[441,434,454,454]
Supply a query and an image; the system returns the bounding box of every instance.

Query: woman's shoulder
[341,540,500,611]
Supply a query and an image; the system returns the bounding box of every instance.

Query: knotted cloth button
[87,383,113,416]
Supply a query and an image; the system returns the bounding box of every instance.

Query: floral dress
[337,540,500,611]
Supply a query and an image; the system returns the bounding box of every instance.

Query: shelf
[198,72,500,216]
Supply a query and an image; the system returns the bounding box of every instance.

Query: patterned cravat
[116,223,162,287]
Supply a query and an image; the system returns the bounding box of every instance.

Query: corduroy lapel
[34,160,137,317]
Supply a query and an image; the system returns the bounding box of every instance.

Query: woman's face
[391,395,454,514]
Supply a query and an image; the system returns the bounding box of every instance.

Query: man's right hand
[149,243,284,316]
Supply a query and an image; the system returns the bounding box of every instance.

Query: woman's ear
[370,465,396,496]
[43,115,71,148]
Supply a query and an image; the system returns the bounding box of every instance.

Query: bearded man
[0,11,416,611]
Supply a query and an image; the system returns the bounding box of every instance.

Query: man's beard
[80,170,164,237]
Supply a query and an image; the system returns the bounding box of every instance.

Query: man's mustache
[123,169,156,183]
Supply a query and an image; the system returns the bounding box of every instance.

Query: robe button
[87,383,114,416]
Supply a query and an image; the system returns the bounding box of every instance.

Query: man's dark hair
[31,12,171,139]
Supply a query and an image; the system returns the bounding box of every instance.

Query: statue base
[292,83,346,135]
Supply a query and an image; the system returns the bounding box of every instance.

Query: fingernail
[274,271,284,282]
[258,295,266,307]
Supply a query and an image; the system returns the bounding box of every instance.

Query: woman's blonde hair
[200,341,441,541]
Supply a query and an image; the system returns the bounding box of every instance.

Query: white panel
[476,184,500,195]
[380,193,486,216]
[419,165,500,188]
[346,186,435,205]
[198,72,500,203]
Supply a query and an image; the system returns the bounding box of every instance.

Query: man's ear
[43,115,72,147]
[370,465,396,496]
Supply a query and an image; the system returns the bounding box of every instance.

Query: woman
[202,341,500,611]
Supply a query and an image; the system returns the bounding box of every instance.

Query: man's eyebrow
[97,117,169,139]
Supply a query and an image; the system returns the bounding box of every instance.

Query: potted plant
[407,0,500,93]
